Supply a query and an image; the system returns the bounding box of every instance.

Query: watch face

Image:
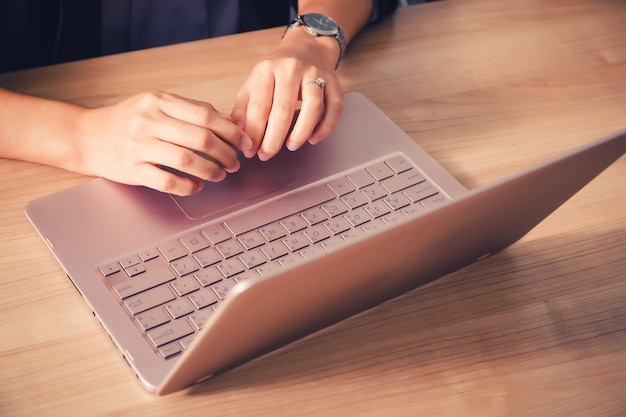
[301,13,339,36]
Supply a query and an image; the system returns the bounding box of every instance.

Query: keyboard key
[280,215,307,233]
[341,191,368,209]
[301,207,328,226]
[278,254,305,269]
[119,256,140,269]
[344,207,370,227]
[194,268,223,287]
[256,261,283,277]
[171,276,200,296]
[299,245,325,259]
[360,183,387,201]
[158,342,182,359]
[211,280,236,300]
[123,285,176,315]
[341,227,367,242]
[259,223,287,242]
[362,220,385,234]
[401,205,427,218]
[165,298,195,319]
[147,320,194,347]
[170,256,200,277]
[189,308,215,331]
[381,170,426,193]
[327,177,356,196]
[321,200,349,218]
[282,232,309,252]
[112,266,176,299]
[366,162,394,181]
[215,240,244,259]
[180,232,210,253]
[135,307,170,331]
[347,169,375,189]
[179,334,196,349]
[323,217,351,235]
[189,288,219,309]
[158,241,188,262]
[403,181,438,203]
[138,248,160,262]
[193,247,222,268]
[238,231,266,250]
[304,224,331,243]
[261,241,289,260]
[124,263,146,277]
[384,194,411,211]
[320,237,348,251]
[202,224,232,244]
[99,262,121,277]
[234,272,258,284]
[364,200,392,219]
[217,258,246,278]
[238,248,267,269]
[381,211,408,226]
[385,155,413,174]
[421,194,449,209]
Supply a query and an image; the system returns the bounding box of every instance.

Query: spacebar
[224,184,336,236]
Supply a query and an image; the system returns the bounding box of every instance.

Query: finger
[242,66,275,154]
[257,77,300,161]
[309,85,344,145]
[132,163,205,196]
[231,86,250,130]
[156,92,253,153]
[140,137,229,184]
[137,112,242,173]
[286,77,326,152]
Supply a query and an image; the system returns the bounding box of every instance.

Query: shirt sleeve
[287,1,398,24]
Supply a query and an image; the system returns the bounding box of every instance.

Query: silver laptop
[25,92,626,395]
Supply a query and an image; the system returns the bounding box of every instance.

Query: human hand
[76,91,253,196]
[232,29,344,161]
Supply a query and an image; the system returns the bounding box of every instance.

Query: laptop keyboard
[97,154,449,359]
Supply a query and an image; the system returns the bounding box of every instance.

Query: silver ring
[303,76,325,89]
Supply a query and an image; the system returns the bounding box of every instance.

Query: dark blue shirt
[0,0,397,73]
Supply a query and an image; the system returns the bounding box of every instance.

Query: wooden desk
[2,1,625,415]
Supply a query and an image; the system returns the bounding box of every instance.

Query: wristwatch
[282,13,346,70]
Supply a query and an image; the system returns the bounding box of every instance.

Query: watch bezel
[300,13,340,37]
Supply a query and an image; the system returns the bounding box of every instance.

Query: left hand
[232,30,344,161]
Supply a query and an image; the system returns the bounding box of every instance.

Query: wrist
[282,13,346,70]
[279,26,339,71]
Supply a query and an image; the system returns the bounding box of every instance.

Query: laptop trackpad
[170,152,303,220]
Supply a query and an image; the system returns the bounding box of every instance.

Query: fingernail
[226,160,241,173]
[240,134,253,151]
[286,140,299,152]
[191,180,204,194]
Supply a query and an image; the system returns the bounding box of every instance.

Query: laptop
[25,92,626,395]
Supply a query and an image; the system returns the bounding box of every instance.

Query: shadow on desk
[184,227,626,396]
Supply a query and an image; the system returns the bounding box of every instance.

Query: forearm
[0,88,87,172]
